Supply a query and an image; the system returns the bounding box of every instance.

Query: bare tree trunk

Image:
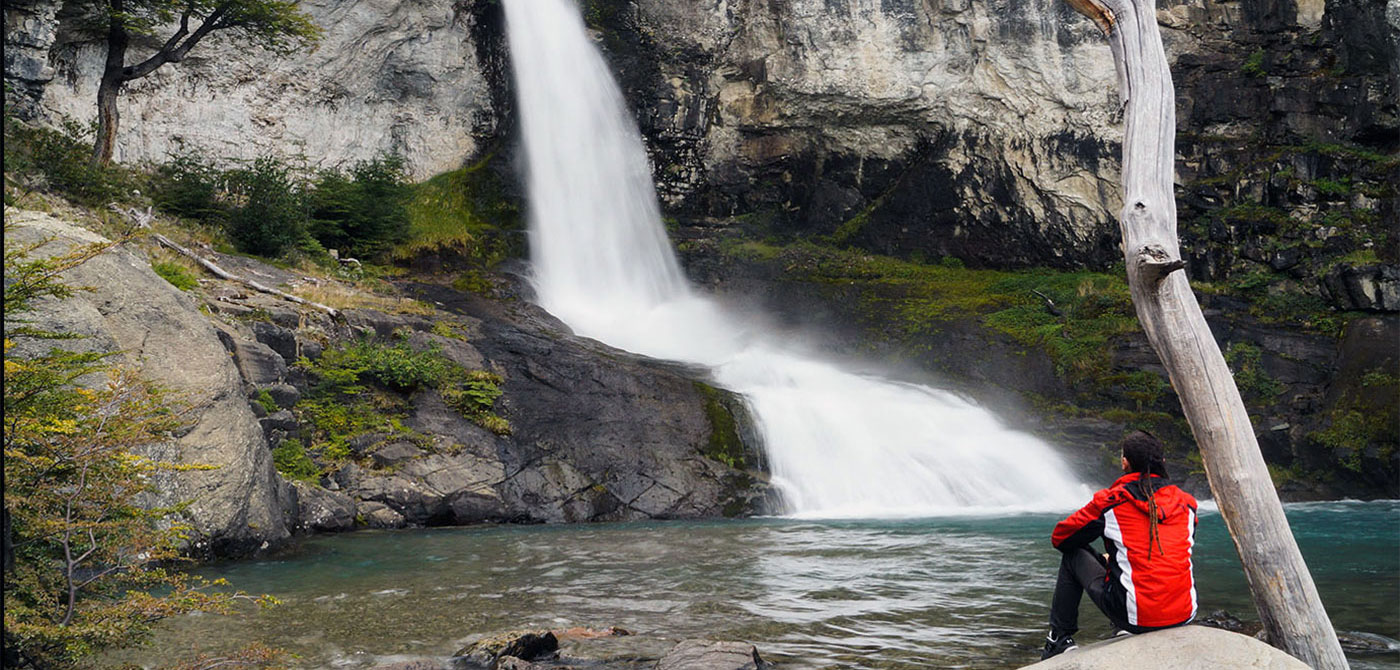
[1061,0,1349,667]
[92,2,129,165]
[93,75,122,165]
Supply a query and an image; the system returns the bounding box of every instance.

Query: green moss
[152,261,199,291]
[295,337,511,457]
[695,382,746,469]
[1224,342,1285,401]
[273,438,320,482]
[1311,410,1389,472]
[431,320,469,341]
[1241,48,1267,77]
[1309,366,1400,471]
[1312,177,1352,197]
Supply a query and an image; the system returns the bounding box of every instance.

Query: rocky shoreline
[7,209,776,557]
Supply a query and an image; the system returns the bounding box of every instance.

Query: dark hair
[1121,430,1169,479]
[1120,430,1169,557]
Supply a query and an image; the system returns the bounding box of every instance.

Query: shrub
[152,152,226,221]
[3,118,138,206]
[307,156,411,259]
[225,157,307,256]
[272,438,320,482]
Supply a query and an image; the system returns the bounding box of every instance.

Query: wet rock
[1337,630,1400,655]
[291,481,356,532]
[655,640,769,670]
[454,631,559,669]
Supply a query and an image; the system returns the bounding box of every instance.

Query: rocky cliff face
[7,0,1393,268]
[595,0,1396,270]
[5,210,774,554]
[3,0,506,178]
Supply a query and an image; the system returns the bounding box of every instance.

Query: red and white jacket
[1052,472,1199,629]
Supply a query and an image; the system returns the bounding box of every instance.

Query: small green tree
[226,157,306,256]
[87,0,321,164]
[3,231,273,668]
[307,155,412,259]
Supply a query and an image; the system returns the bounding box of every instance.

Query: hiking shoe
[1040,632,1078,660]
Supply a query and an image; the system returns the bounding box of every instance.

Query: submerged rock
[655,640,770,670]
[1019,625,1309,669]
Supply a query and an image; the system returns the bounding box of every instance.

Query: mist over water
[503,0,1091,516]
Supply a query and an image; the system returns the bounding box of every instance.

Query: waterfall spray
[503,0,1089,517]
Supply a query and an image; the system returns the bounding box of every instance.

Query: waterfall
[503,0,1091,517]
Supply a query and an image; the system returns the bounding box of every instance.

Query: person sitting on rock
[1040,430,1199,660]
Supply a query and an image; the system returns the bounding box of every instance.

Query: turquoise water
[118,501,1399,668]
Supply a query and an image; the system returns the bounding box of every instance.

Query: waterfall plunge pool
[114,501,1398,668]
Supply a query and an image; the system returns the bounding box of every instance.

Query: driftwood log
[1060,0,1349,667]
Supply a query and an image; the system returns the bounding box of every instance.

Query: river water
[117,501,1398,668]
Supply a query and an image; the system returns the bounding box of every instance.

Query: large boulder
[1019,625,1310,669]
[4,210,290,555]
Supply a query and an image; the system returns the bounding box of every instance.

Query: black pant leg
[1048,546,1106,636]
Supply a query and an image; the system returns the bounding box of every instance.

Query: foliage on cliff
[2,233,273,668]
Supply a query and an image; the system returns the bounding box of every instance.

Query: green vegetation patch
[721,240,1140,386]
[1224,341,1285,401]
[293,336,511,470]
[695,382,747,470]
[152,260,199,291]
[272,438,320,482]
[398,155,521,267]
[1310,369,1400,472]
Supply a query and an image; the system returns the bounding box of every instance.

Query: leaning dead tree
[1061,0,1349,667]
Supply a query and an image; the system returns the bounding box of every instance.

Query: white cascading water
[504,0,1091,517]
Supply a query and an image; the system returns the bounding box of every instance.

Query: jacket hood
[1112,472,1195,522]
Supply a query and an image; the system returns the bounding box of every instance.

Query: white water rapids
[503,0,1091,517]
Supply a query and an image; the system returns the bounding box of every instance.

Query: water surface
[119,501,1399,668]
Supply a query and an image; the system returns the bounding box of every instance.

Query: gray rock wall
[3,0,502,179]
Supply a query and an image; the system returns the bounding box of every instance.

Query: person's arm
[1051,488,1120,552]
